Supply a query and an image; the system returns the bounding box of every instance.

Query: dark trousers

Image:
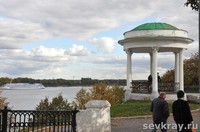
[151,121,167,132]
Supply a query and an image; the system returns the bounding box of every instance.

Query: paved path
[111,111,200,132]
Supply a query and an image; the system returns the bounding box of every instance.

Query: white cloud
[0,0,158,43]
[0,0,198,80]
[89,37,116,53]
[65,44,91,56]
[0,18,51,49]
[0,0,197,46]
[0,48,70,78]
[30,45,65,57]
[184,41,199,57]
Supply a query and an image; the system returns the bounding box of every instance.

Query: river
[1,86,91,110]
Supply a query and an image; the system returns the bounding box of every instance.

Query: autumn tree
[184,52,199,86]
[107,84,125,105]
[0,77,10,109]
[90,83,110,100]
[90,83,125,105]
[161,70,175,83]
[75,83,125,109]
[161,52,199,86]
[75,88,90,109]
[0,89,9,109]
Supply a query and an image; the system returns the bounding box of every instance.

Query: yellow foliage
[0,88,9,109]
[75,83,125,109]
[75,88,91,109]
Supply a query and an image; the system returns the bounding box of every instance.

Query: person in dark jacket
[148,75,152,92]
[157,72,161,82]
[172,90,193,132]
[151,92,169,132]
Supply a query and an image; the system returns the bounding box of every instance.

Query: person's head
[159,92,166,99]
[177,90,184,98]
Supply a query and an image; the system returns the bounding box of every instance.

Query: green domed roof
[132,22,179,31]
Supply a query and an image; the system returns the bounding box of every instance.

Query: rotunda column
[179,49,184,91]
[149,53,153,76]
[151,48,159,99]
[126,49,133,89]
[174,52,180,92]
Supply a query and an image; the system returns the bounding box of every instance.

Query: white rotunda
[118,22,193,100]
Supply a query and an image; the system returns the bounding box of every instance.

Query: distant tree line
[0,77,126,87]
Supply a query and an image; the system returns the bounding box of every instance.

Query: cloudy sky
[0,0,198,80]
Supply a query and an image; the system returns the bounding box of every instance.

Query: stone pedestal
[76,100,111,132]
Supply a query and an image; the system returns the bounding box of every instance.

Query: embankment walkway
[111,110,200,132]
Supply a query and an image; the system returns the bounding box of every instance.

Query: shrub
[36,93,72,110]
[75,88,90,109]
[0,89,9,109]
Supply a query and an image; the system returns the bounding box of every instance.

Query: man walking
[151,92,169,132]
[172,90,193,132]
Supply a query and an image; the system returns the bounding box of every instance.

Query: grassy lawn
[110,100,200,117]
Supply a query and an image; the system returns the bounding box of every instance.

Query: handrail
[0,107,79,132]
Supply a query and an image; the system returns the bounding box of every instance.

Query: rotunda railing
[131,81,179,93]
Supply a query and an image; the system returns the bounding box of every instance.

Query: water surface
[2,86,91,110]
